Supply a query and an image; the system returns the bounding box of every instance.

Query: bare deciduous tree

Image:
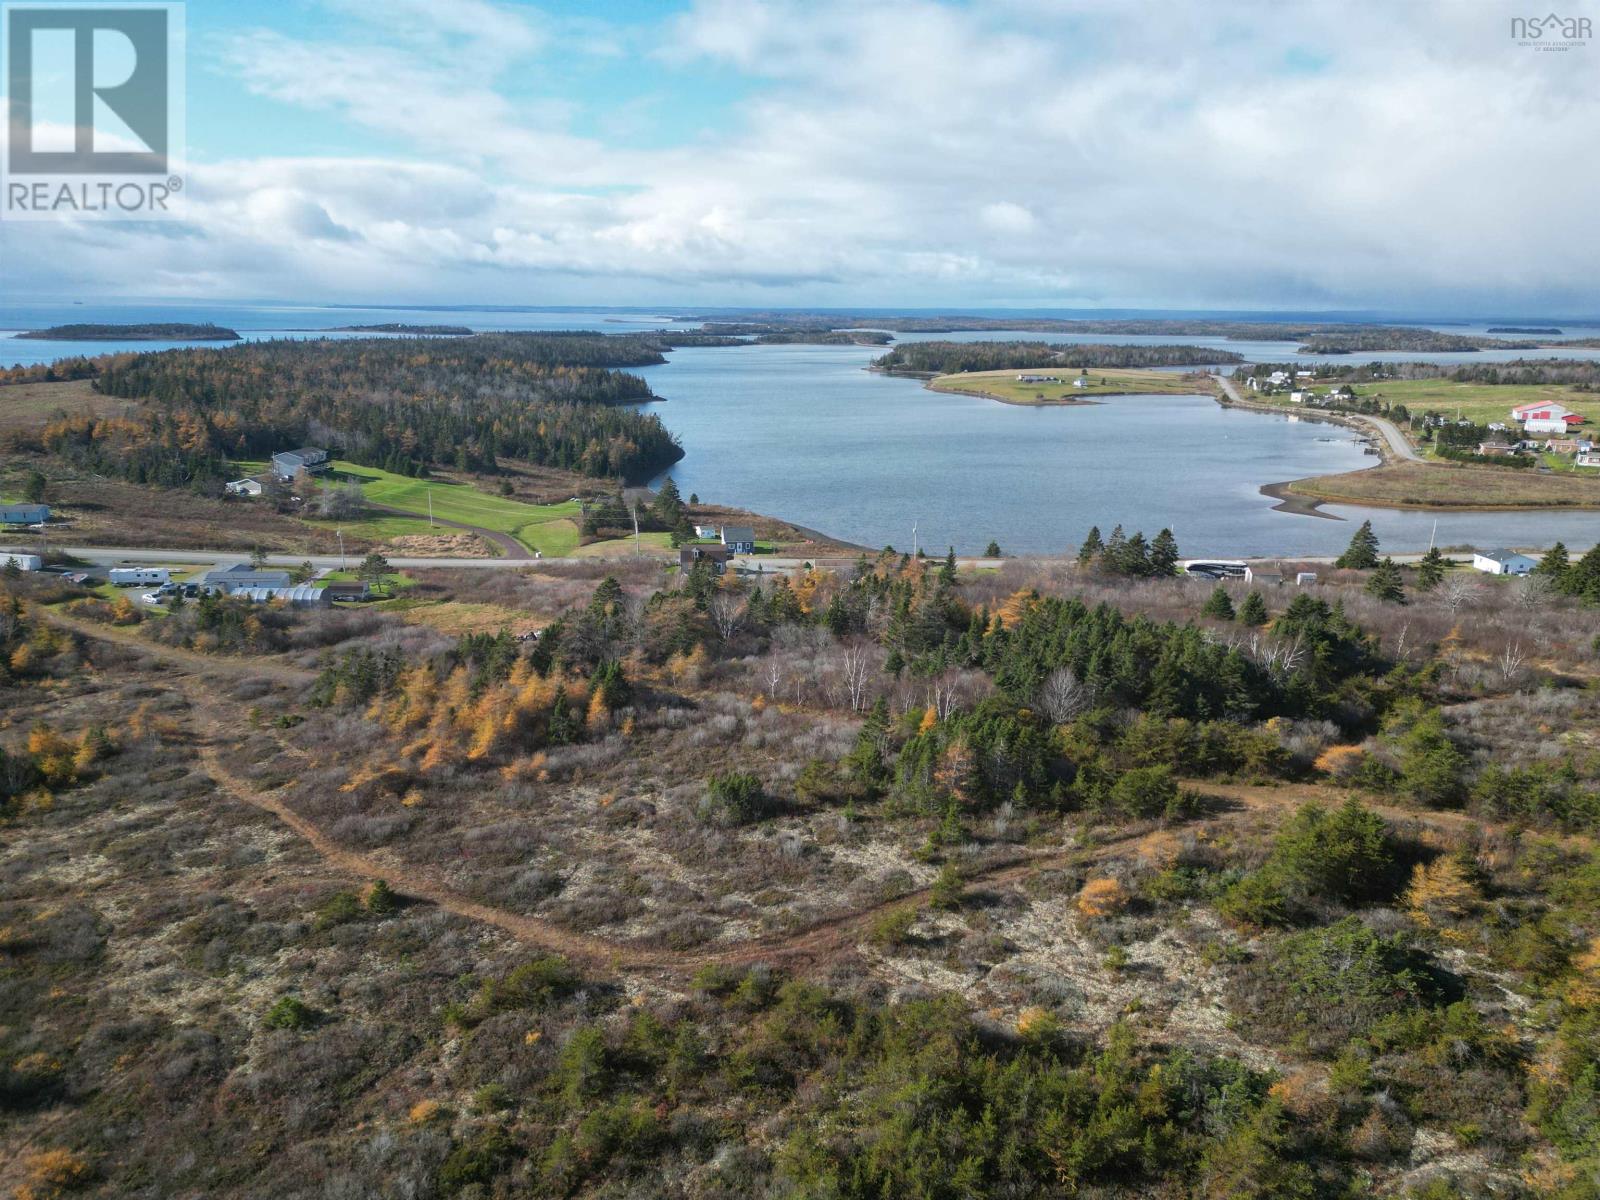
[1499,642,1528,684]
[839,641,875,712]
[1037,666,1093,723]
[763,652,785,701]
[708,592,746,641]
[1512,573,1555,610]
[1440,575,1480,615]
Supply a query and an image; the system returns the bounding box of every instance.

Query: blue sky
[2,0,1597,312]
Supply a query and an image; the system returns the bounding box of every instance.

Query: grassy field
[1334,378,1594,430]
[928,366,1215,405]
[307,462,582,556]
[573,530,674,559]
[0,378,114,433]
[1289,460,1600,509]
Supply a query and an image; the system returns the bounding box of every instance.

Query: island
[17,322,241,341]
[323,323,475,335]
[1487,326,1563,334]
[927,365,1217,405]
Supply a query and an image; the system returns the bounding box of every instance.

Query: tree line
[66,334,684,484]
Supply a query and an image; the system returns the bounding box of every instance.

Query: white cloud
[3,0,1597,309]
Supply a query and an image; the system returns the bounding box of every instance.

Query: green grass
[254,460,584,556]
[1334,379,1592,431]
[929,366,1214,405]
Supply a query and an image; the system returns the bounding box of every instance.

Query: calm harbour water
[5,302,1599,557]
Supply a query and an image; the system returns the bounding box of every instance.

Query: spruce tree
[985,541,1001,558]
[1561,544,1600,602]
[1077,525,1104,565]
[1335,520,1380,570]
[1201,585,1235,620]
[1366,557,1406,603]
[1415,546,1446,590]
[1237,591,1269,626]
[1121,530,1150,576]
[1149,528,1180,577]
[652,476,683,525]
[1203,588,1235,624]
[940,547,957,585]
[1533,542,1570,582]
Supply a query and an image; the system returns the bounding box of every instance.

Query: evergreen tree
[1077,526,1103,565]
[1533,541,1570,582]
[358,550,392,594]
[1335,520,1380,570]
[1149,528,1180,577]
[985,541,1001,558]
[652,476,683,525]
[1237,591,1269,626]
[1120,530,1151,576]
[1365,557,1406,603]
[845,697,891,793]
[1562,544,1600,603]
[1201,585,1236,621]
[940,547,957,585]
[1415,546,1446,590]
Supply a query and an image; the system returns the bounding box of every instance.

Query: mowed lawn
[327,462,581,556]
[1339,379,1594,429]
[929,367,1215,405]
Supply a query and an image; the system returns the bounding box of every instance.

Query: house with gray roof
[0,503,49,526]
[271,447,330,480]
[719,525,756,554]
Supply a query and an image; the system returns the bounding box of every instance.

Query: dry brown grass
[0,379,112,434]
[1290,460,1600,509]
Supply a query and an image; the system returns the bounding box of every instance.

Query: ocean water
[5,302,1598,556]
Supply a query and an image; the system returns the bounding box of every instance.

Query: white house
[1,552,42,572]
[1289,391,1306,403]
[1471,548,1536,576]
[226,479,263,497]
[1576,453,1600,468]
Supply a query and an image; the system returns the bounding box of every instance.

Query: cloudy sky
[2,0,1596,312]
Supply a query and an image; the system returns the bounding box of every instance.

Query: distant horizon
[4,298,1600,327]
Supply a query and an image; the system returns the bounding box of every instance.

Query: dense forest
[872,340,1240,374]
[51,334,683,484]
[18,322,241,340]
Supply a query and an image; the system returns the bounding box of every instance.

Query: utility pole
[428,489,434,527]
[911,521,918,558]
[336,528,346,570]
[629,499,640,556]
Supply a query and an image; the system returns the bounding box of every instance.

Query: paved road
[11,545,1010,573]
[1215,373,1421,463]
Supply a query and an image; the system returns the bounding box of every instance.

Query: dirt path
[196,736,636,966]
[195,714,1130,974]
[39,608,317,685]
